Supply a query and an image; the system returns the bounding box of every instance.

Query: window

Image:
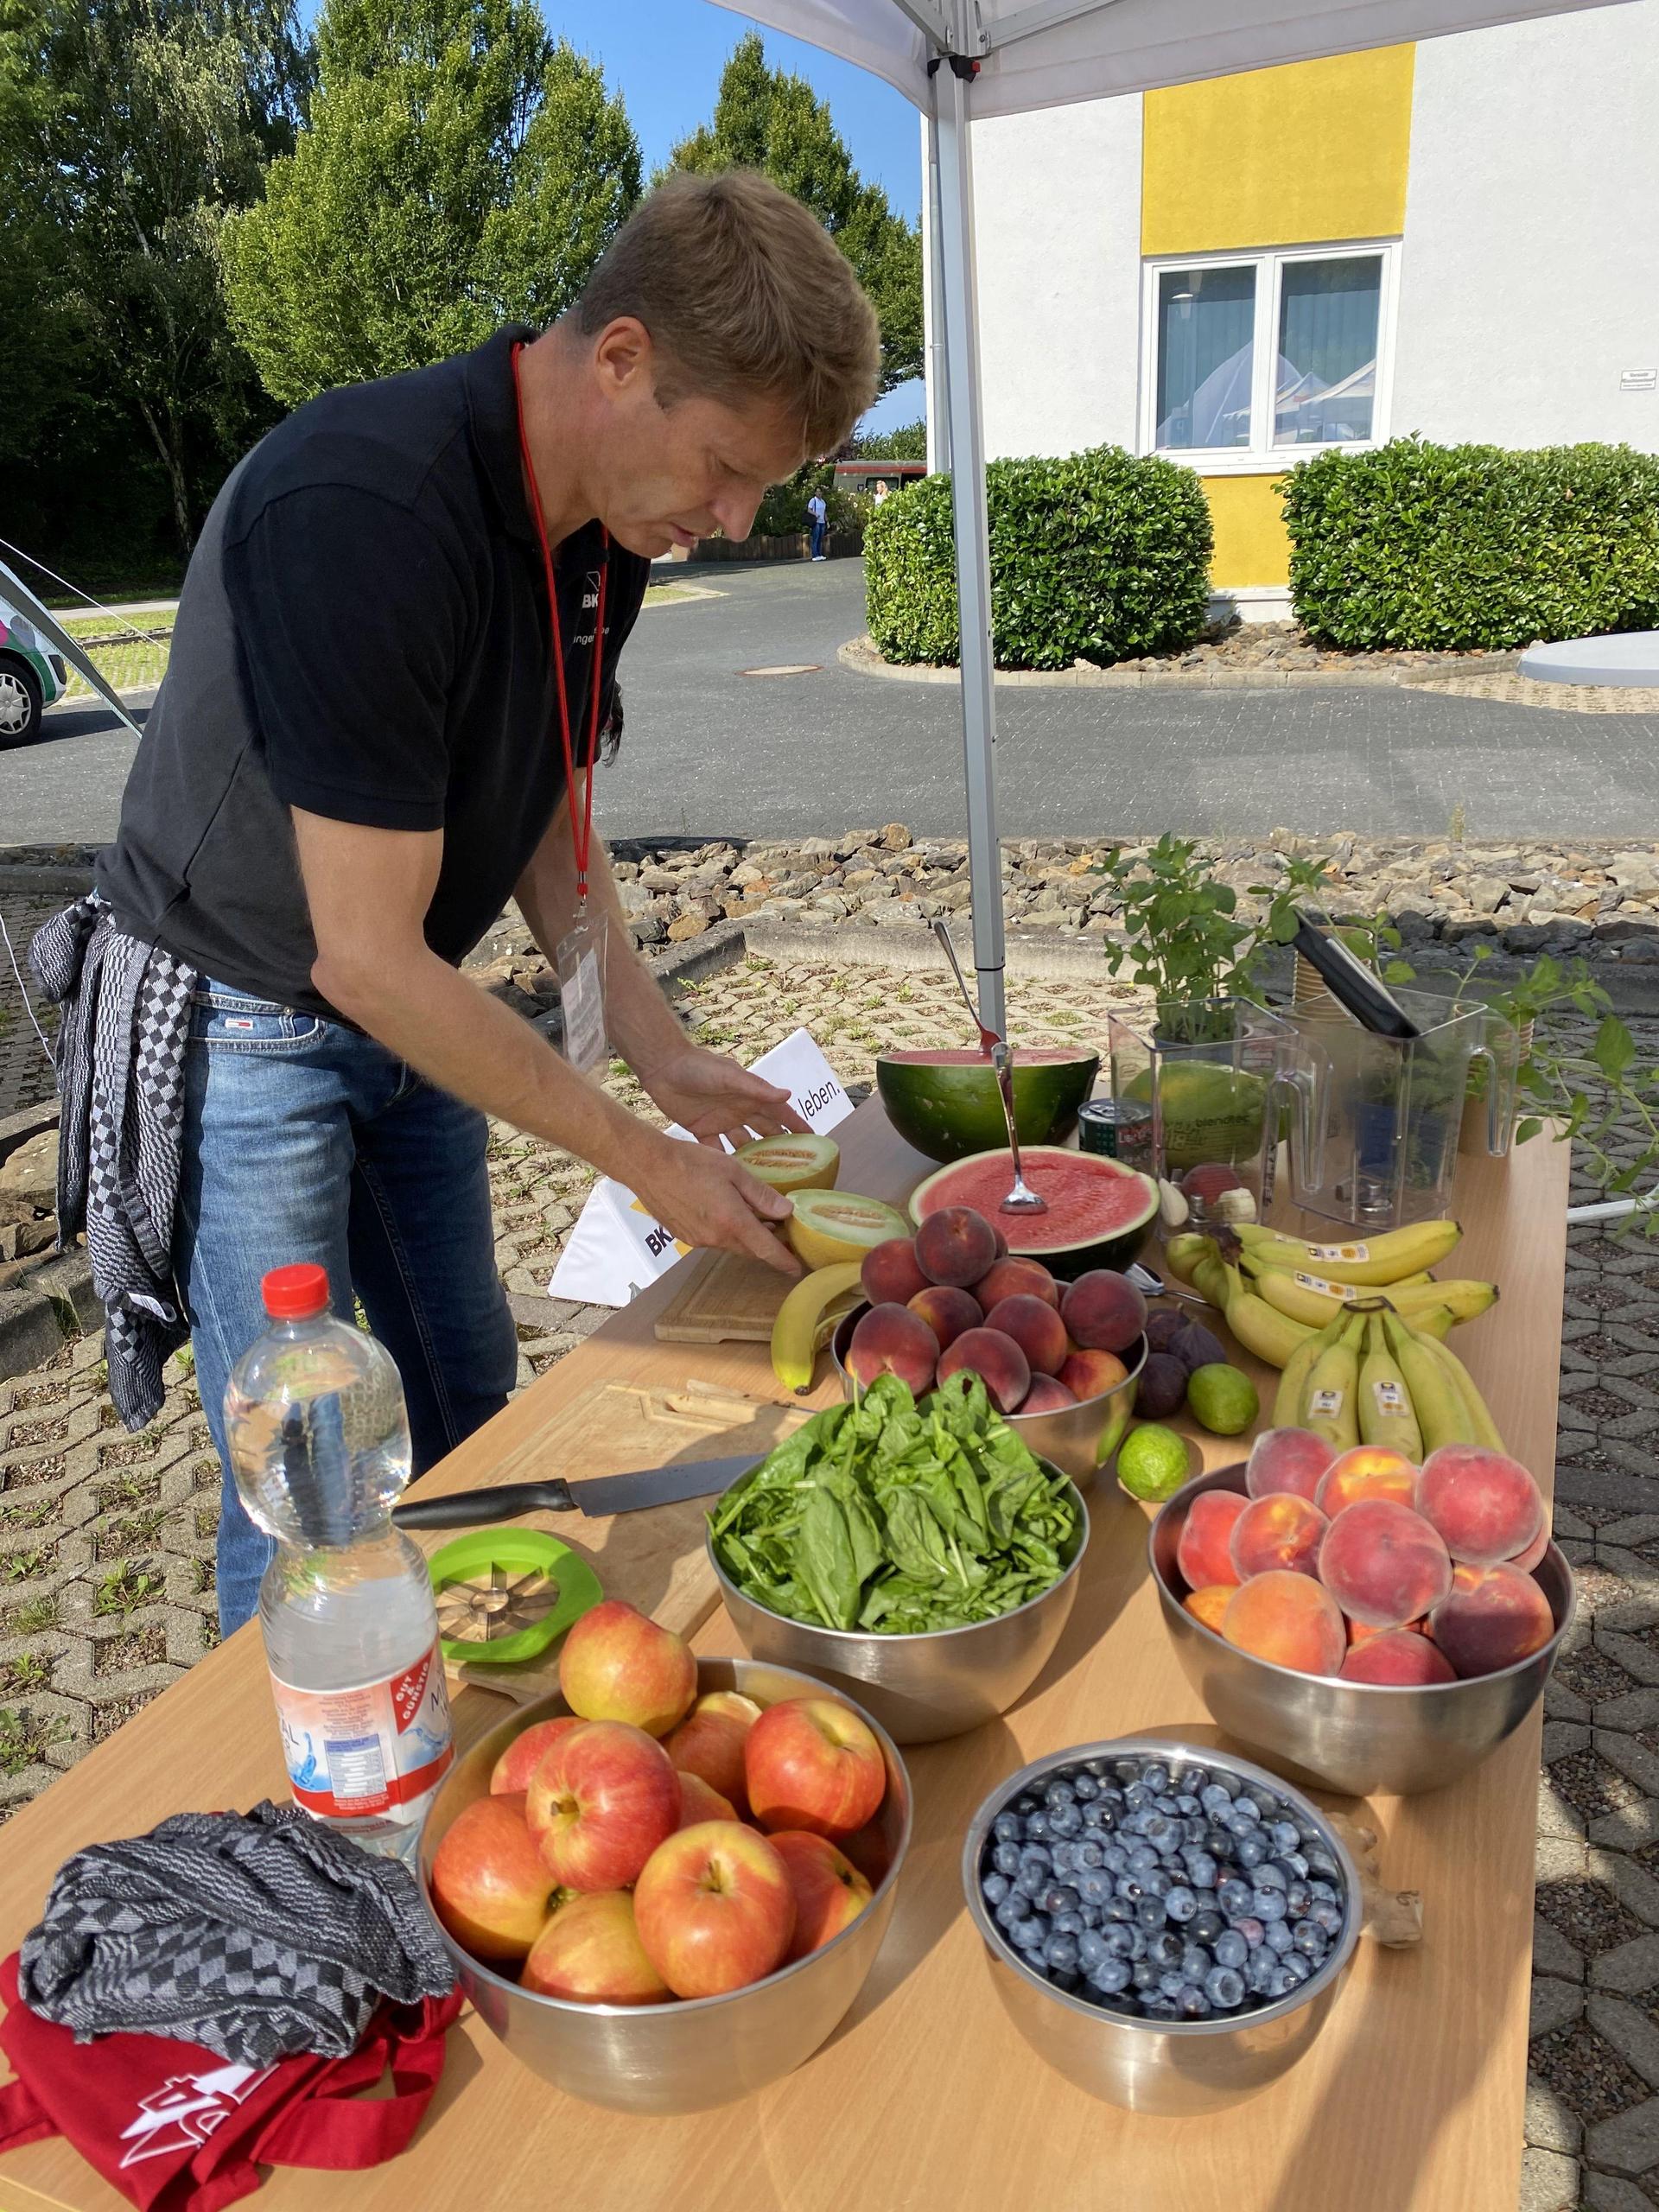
[1143,244,1395,467]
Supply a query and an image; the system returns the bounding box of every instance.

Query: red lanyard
[512,340,608,904]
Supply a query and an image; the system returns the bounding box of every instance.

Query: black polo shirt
[96,325,650,1020]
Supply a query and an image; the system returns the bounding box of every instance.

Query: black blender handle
[393,1479,575,1529]
[1291,915,1421,1039]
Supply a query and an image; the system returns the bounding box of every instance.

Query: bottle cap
[262,1262,330,1320]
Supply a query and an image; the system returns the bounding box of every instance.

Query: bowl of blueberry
[963,1736,1361,2113]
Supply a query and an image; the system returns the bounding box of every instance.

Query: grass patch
[4,1596,57,1637]
[100,1507,168,1554]
[1,1549,49,1584]
[0,1654,52,1694]
[93,1564,162,1618]
[0,1707,67,1777]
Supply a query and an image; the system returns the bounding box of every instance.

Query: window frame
[1138,238,1401,474]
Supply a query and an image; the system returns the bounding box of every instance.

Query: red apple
[557,1599,697,1738]
[520,1891,671,2005]
[744,1697,887,1840]
[489,1715,584,1797]
[677,1770,739,1827]
[524,1719,681,1891]
[632,1821,796,1998]
[769,1829,874,1961]
[664,1690,762,1813]
[429,1793,556,1961]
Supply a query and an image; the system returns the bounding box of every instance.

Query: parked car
[0,594,68,746]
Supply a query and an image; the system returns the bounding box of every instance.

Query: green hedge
[863,446,1213,671]
[1281,436,1659,651]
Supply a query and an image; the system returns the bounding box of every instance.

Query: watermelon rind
[907,1145,1158,1281]
[876,1045,1100,1164]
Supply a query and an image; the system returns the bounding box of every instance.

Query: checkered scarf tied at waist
[28,895,194,1430]
[17,1802,456,2068]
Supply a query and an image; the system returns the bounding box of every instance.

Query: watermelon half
[876,1045,1100,1164]
[908,1146,1158,1281]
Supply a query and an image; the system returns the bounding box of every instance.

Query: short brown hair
[574,170,881,454]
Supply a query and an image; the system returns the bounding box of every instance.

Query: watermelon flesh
[909,1146,1157,1281]
[877,1045,1100,1165]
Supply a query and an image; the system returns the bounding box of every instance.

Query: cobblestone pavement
[2,948,1658,2209]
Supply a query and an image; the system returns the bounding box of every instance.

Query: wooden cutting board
[406,1374,807,1707]
[653,1247,795,1343]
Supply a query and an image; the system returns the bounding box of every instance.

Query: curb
[836,635,1524,692]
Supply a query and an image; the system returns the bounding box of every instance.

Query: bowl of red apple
[829,1204,1148,1485]
[418,1599,911,2113]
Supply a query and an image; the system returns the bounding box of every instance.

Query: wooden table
[0,1101,1568,2212]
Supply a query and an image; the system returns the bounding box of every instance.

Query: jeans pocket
[191,982,326,1052]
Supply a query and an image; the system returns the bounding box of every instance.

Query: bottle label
[1293,1271,1358,1301]
[270,1640,453,1821]
[1306,1243,1370,1263]
[1308,1388,1345,1417]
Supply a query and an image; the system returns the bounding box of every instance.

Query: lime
[1187,1363,1260,1437]
[1116,1424,1193,1503]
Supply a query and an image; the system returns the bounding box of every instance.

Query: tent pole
[932,51,1006,1041]
[924,109,952,475]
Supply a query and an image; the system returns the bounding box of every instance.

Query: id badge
[556,909,610,1074]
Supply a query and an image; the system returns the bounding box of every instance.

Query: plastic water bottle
[225,1263,453,1861]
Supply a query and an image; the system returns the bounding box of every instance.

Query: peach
[984,1293,1069,1376]
[1229,1492,1328,1580]
[1176,1490,1249,1591]
[1246,1428,1338,1504]
[1315,1445,1419,1519]
[906,1284,982,1352]
[861,1237,929,1307]
[914,1205,999,1289]
[1019,1375,1077,1415]
[937,1325,1030,1414]
[1057,1347,1129,1403]
[847,1302,938,1396]
[1415,1445,1544,1568]
[1319,1499,1453,1630]
[1509,1520,1551,1574]
[1339,1630,1457,1685]
[1348,1613,1427,1645]
[1060,1269,1148,1356]
[973,1256,1060,1312]
[1428,1561,1555,1678]
[1184,1584,1233,1633]
[490,1715,584,1797]
[1222,1571,1346,1677]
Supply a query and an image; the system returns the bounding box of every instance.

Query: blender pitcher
[1284,985,1518,1230]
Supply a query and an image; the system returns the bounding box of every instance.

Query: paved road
[9,560,1659,846]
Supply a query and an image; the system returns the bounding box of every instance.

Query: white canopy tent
[709,0,1631,1037]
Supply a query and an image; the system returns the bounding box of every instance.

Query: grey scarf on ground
[28,893,195,1429]
[18,1800,456,2067]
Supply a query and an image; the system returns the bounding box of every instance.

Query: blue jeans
[175,982,518,1638]
[809,520,827,557]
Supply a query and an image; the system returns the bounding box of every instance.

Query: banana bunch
[1271,1303,1506,1453]
[769,1262,866,1392]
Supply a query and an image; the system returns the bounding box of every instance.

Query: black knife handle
[393,1479,574,1529]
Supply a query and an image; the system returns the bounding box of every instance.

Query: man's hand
[636,1044,810,1152]
[617,1123,802,1277]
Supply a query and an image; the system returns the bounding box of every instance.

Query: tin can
[1077,1097,1155,1172]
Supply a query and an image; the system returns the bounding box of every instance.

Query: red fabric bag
[0,1955,463,2212]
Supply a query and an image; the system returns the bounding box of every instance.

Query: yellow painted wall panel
[1143,48,1414,255]
[1203,475,1290,589]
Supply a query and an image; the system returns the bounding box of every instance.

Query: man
[81,170,882,1634]
[806,486,829,560]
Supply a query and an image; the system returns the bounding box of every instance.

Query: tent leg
[932,60,1005,1042]
[923,110,953,476]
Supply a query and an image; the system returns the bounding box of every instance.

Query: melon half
[908,1147,1158,1281]
[875,1045,1100,1164]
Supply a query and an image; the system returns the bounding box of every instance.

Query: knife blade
[391,1452,761,1530]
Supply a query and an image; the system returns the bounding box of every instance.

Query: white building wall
[969,98,1144,461]
[1393,2,1659,451]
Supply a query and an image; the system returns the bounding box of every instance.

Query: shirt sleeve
[227,486,468,833]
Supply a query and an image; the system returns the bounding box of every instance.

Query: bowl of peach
[1148,1433,1574,1797]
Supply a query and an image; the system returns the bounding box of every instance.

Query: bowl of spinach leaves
[706,1372,1089,1744]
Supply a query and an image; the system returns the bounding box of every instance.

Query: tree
[0,0,311,554]
[665,33,922,396]
[855,421,926,462]
[222,0,641,410]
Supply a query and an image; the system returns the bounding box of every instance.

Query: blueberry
[1181,1942,1212,1980]
[1205,1965,1245,2008]
[1142,1867,1173,1900]
[982,1872,1011,1906]
[1142,1997,1180,2020]
[1044,1933,1080,1972]
[1124,1781,1154,1813]
[1294,1921,1326,1957]
[1183,1851,1219,1891]
[1072,1771,1099,1802]
[1174,1792,1201,1816]
[1142,1812,1178,1847]
[1200,1781,1236,1813]
[1014,1915,1049,1953]
[1117,1878,1146,1907]
[1305,1851,1342,1884]
[1165,1885,1199,1923]
[1269,1820,1301,1853]
[1074,1839,1104,1869]
[1212,1928,1248,1969]
[1080,1801,1111,1831]
[1141,1762,1171,1796]
[1279,1850,1310,1880]
[1285,1882,1313,1920]
[1253,1861,1287,1893]
[1089,1957,1131,1995]
[1051,1804,1084,1839]
[1178,1985,1212,2019]
[1147,1929,1184,1968]
[992,1842,1021,1877]
[1282,1952,1313,1985]
[1183,1817,1211,1847]
[1019,1841,1051,1869]
[1189,1907,1226,1946]
[1101,1846,1130,1875]
[1205,1824,1236,1857]
[1217,1878,1252,1918]
[1230,1795,1262,1827]
[1310,1900,1344,1936]
[1078,1928,1109,1967]
[1232,1916,1267,1948]
[993,1813,1022,1844]
[1252,1889,1289,1923]
[1158,1968,1187,2000]
[1128,1845,1160,1877]
[1236,1832,1269,1869]
[1113,1758,1141,1784]
[1017,1866,1049,1901]
[1103,1897,1135,1923]
[1131,1960,1160,1991]
[1014,1794,1041,1817]
[1076,1869,1112,1908]
[1308,1878,1338,1905]
[1263,1921,1294,1956]
[1103,1923,1138,1960]
[1245,1950,1278,1994]
[1025,1808,1052,1840]
[995,1900,1026,1933]
[1136,1897,1168,1930]
[1046,1777,1077,1806]
[1268,1967,1296,1999]
[1053,1911,1085,1936]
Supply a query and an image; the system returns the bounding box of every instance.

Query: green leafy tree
[223,0,640,409]
[666,32,921,397]
[0,0,311,553]
[855,421,926,461]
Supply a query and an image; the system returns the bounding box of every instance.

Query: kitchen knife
[391,1452,762,1530]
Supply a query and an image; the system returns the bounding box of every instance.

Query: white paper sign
[547,1029,855,1307]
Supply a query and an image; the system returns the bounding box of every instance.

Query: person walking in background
[872,479,891,506]
[806,486,828,560]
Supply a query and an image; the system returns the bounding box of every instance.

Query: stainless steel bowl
[416,1656,912,2114]
[709,1476,1089,1744]
[963,1733,1362,2114]
[830,1306,1145,1487]
[1151,1464,1576,1797]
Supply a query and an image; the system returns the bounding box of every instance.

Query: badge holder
[557,906,610,1074]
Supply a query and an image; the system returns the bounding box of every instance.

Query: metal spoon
[931,918,1000,1057]
[991,1041,1048,1215]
